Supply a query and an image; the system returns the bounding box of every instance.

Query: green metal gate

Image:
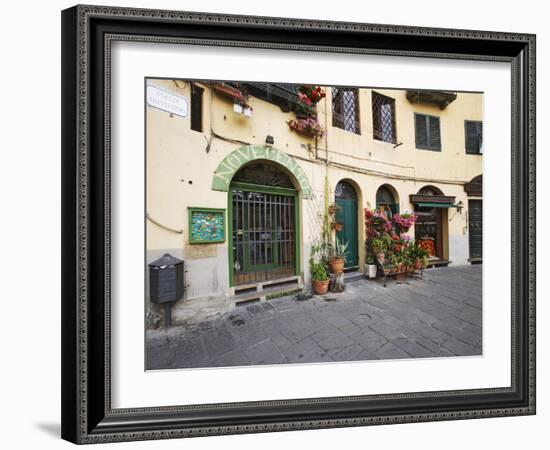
[229,182,299,286]
[335,181,359,268]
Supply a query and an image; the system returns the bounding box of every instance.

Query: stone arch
[418,185,444,196]
[212,145,313,199]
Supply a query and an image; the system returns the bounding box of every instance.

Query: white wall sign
[146,85,188,117]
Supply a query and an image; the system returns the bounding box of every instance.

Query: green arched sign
[211,145,313,199]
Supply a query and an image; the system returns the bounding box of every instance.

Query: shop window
[190,84,204,132]
[414,113,441,151]
[465,120,483,154]
[332,87,360,134]
[372,92,397,143]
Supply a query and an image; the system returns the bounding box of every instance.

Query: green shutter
[465,120,482,154]
[415,113,428,149]
[415,113,441,151]
[429,116,441,150]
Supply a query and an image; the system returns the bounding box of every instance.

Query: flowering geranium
[364,208,392,232]
[297,86,326,105]
[287,117,325,138]
[392,212,417,232]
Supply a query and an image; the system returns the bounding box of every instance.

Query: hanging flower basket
[392,213,417,234]
[287,118,325,138]
[331,222,343,231]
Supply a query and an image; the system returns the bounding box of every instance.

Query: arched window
[376,185,399,217]
[335,180,357,200]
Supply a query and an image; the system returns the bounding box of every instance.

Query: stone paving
[146,265,482,370]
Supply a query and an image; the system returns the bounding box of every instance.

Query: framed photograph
[61,4,536,444]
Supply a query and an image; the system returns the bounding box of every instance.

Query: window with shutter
[414,113,441,151]
[465,120,483,154]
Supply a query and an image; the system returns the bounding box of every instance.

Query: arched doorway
[335,180,359,269]
[376,184,399,218]
[229,162,299,286]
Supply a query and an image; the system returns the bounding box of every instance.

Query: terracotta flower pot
[414,259,423,270]
[331,222,343,231]
[328,257,345,274]
[312,279,330,295]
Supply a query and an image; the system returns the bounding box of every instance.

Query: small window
[332,87,360,134]
[190,84,204,132]
[414,113,441,151]
[372,92,396,143]
[465,120,483,154]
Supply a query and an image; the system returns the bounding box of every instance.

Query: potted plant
[310,260,330,295]
[328,238,349,274]
[365,255,377,279]
[370,237,386,261]
[392,212,417,234]
[408,242,427,270]
[331,222,344,231]
[328,203,338,215]
[422,255,430,269]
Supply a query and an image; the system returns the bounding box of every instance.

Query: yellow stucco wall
[146,79,482,302]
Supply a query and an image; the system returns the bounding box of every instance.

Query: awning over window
[416,202,456,208]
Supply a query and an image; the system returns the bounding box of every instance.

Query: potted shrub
[328,238,349,274]
[365,255,377,279]
[311,260,330,295]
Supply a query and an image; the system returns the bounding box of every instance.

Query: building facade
[146,79,483,322]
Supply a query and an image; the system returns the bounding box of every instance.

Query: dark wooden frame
[61,5,536,444]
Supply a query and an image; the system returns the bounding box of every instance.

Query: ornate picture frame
[61,5,536,444]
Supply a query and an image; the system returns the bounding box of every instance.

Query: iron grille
[332,87,360,134]
[231,188,296,285]
[372,92,397,143]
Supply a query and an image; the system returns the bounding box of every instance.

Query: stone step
[233,276,303,303]
[344,270,364,283]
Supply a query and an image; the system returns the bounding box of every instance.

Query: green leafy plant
[310,260,329,282]
[366,255,376,265]
[331,237,349,259]
[370,237,386,252]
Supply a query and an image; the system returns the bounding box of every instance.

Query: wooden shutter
[429,116,441,150]
[415,113,428,149]
[465,120,482,154]
[415,113,441,151]
[190,84,204,132]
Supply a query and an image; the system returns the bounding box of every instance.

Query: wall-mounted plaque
[188,207,225,244]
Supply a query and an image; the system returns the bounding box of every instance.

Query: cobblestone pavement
[146,265,482,370]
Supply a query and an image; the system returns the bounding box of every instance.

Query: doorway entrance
[468,199,482,260]
[335,180,359,268]
[229,163,299,286]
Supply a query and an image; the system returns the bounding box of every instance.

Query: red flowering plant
[391,233,411,252]
[298,85,326,105]
[294,87,325,115]
[392,212,417,234]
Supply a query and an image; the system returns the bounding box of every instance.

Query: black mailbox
[148,253,185,328]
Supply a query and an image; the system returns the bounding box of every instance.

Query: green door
[335,181,359,268]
